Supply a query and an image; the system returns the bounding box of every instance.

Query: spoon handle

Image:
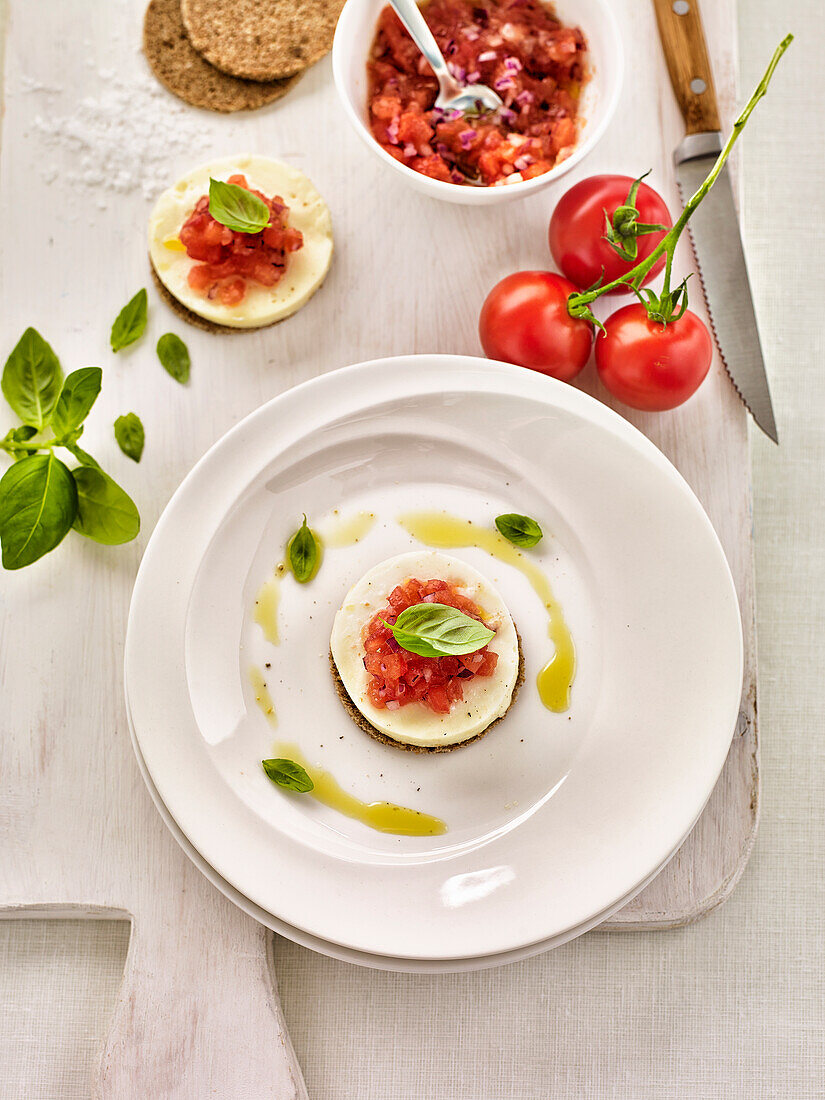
[389,0,457,93]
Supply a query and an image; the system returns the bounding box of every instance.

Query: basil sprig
[110,288,148,352]
[262,758,314,793]
[495,513,543,548]
[208,177,270,234]
[0,327,140,569]
[385,602,495,659]
[114,412,145,463]
[287,515,320,583]
[157,333,190,384]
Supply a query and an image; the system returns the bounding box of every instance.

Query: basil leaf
[495,513,543,548]
[156,333,190,384]
[110,289,148,352]
[65,442,101,470]
[287,515,320,583]
[114,412,145,463]
[72,466,140,545]
[208,177,270,234]
[262,758,314,793]
[1,327,64,429]
[0,452,78,569]
[51,367,102,437]
[3,425,38,460]
[386,602,495,659]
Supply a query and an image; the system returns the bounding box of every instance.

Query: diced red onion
[466,70,481,83]
[459,129,477,149]
[514,155,531,170]
[504,56,523,73]
[450,170,465,184]
[494,76,515,91]
[387,118,400,143]
[478,49,497,62]
[403,142,417,157]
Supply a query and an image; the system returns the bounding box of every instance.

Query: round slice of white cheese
[148,154,333,329]
[330,551,520,748]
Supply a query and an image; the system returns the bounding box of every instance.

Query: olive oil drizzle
[249,666,277,728]
[253,570,282,645]
[396,511,575,712]
[275,742,447,837]
[320,510,376,548]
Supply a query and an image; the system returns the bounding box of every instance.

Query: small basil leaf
[2,327,64,429]
[51,367,102,437]
[156,333,190,384]
[114,412,145,463]
[6,425,38,460]
[65,442,101,470]
[287,515,320,583]
[110,289,148,352]
[0,452,78,569]
[495,513,543,549]
[208,177,270,234]
[262,758,314,793]
[71,466,140,545]
[386,602,495,659]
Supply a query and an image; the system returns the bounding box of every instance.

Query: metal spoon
[389,0,504,114]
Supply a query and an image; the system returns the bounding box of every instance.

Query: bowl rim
[332,0,625,201]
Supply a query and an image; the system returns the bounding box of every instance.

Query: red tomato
[595,304,713,411]
[478,271,593,381]
[549,175,672,292]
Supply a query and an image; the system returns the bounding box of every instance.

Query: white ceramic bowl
[332,0,624,205]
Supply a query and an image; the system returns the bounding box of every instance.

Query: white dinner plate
[125,355,743,960]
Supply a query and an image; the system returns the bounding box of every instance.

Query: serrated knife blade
[675,139,778,443]
[653,0,778,442]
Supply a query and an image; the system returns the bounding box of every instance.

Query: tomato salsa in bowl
[369,0,587,188]
[333,0,623,204]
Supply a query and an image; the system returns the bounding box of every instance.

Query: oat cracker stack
[143,0,301,113]
[180,0,345,82]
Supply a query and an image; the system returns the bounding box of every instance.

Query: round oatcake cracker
[180,0,345,82]
[329,634,526,754]
[143,0,301,113]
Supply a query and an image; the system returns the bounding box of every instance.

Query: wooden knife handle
[652,0,721,134]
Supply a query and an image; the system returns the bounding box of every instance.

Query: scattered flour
[26,59,214,202]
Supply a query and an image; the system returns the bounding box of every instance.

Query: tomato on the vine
[549,174,672,292]
[478,271,593,381]
[595,304,713,411]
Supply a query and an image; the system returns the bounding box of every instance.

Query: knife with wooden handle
[652,0,778,442]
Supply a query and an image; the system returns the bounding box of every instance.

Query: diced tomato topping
[367,0,587,187]
[179,174,303,304]
[362,577,498,715]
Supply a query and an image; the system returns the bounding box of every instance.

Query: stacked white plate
[125,355,743,973]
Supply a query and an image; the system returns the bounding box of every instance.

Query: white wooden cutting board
[0,0,756,1094]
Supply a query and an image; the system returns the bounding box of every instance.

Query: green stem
[2,436,59,454]
[569,33,793,313]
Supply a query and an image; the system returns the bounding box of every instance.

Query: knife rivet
[672,0,689,14]
[690,77,707,94]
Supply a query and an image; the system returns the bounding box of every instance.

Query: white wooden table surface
[1,0,824,1097]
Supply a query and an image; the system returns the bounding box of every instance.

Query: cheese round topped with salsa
[149,155,333,328]
[367,0,588,187]
[330,551,520,748]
